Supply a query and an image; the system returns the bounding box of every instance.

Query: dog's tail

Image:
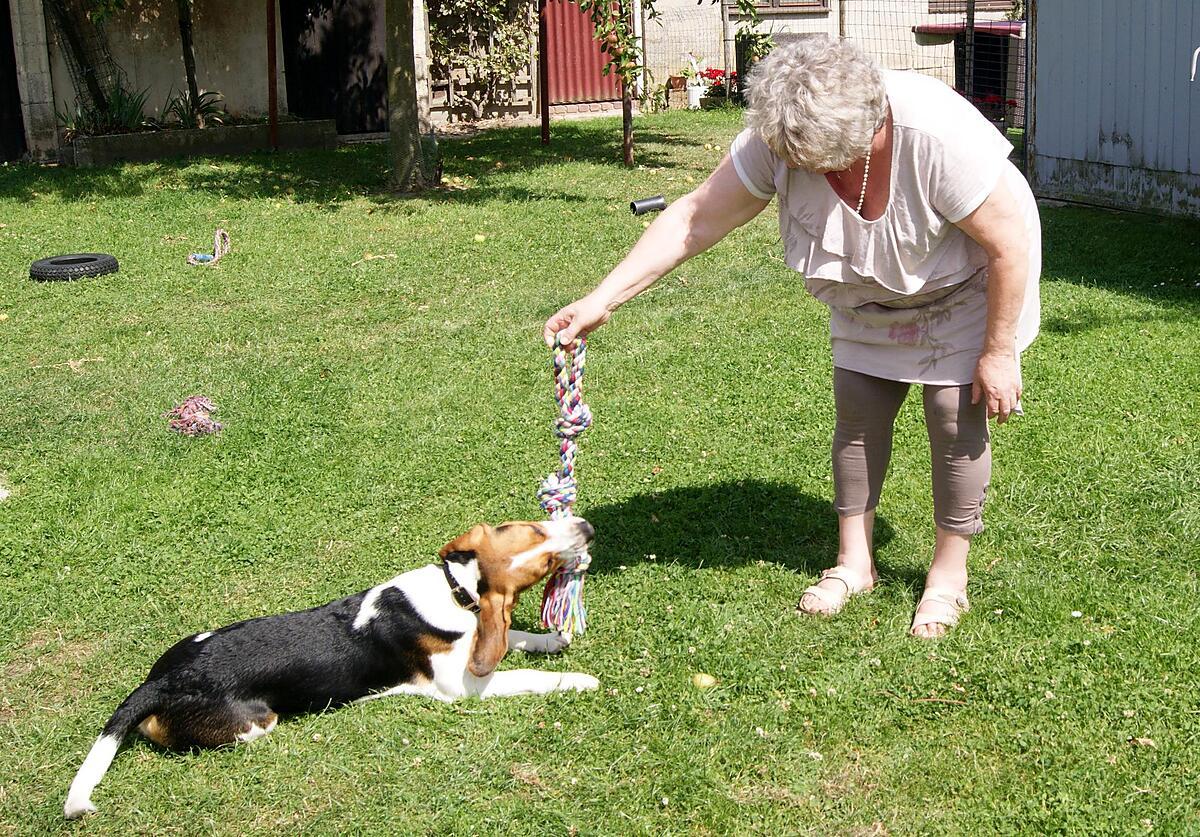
[64,681,161,819]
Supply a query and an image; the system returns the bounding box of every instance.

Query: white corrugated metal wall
[1030,0,1200,217]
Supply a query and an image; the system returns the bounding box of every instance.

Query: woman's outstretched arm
[542,155,771,346]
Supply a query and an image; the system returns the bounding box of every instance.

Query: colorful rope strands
[163,395,223,436]
[538,335,593,636]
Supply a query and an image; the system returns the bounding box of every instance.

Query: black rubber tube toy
[630,195,668,215]
[30,254,119,281]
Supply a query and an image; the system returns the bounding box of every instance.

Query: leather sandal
[910,587,970,637]
[797,566,875,616]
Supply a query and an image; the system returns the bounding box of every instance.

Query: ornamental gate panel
[543,0,620,105]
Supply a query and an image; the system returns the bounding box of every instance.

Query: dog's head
[439,517,593,677]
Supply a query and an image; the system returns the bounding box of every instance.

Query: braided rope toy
[537,334,593,637]
[163,395,223,436]
[188,229,231,266]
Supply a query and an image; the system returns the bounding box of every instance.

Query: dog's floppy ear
[469,587,513,677]
[439,524,486,561]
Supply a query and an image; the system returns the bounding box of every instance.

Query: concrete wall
[21,0,434,154]
[47,0,288,122]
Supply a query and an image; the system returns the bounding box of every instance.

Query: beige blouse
[730,69,1041,385]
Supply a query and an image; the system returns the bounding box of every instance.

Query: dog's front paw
[510,630,572,654]
[540,631,572,654]
[559,673,599,692]
[64,797,97,820]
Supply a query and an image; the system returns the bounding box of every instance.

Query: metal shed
[1029,0,1200,218]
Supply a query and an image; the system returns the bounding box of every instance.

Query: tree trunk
[175,0,203,127]
[621,83,633,167]
[387,0,440,191]
[44,0,108,113]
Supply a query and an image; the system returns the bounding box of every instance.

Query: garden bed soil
[66,119,337,167]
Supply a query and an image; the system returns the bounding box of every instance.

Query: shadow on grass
[0,122,700,208]
[1042,307,1195,336]
[582,479,917,587]
[1041,205,1200,312]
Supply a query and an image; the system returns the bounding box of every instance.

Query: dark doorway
[954,31,1011,119]
[0,0,28,161]
[280,0,388,135]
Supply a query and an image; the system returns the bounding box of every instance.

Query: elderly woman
[542,36,1040,638]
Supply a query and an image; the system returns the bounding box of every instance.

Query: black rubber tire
[29,253,120,281]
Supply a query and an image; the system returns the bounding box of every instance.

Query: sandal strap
[799,566,873,611]
[819,566,874,595]
[911,587,970,630]
[799,582,844,608]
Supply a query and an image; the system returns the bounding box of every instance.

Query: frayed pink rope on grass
[164,395,223,436]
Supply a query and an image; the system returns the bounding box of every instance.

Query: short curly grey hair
[745,36,887,172]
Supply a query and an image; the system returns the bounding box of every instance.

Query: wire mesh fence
[841,1,1027,132]
[641,5,725,91]
[644,2,1028,138]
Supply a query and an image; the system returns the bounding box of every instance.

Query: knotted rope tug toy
[538,334,593,638]
[188,229,231,266]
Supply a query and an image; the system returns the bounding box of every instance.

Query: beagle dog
[64,517,598,819]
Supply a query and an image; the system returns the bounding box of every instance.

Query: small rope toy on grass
[163,395,223,436]
[187,229,231,266]
[537,334,593,637]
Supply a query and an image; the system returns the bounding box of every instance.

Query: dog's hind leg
[141,699,278,750]
[235,704,279,743]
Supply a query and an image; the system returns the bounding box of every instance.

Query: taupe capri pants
[832,367,990,535]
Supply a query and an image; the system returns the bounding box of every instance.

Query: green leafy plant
[84,0,127,22]
[640,82,669,114]
[161,88,227,129]
[732,0,773,93]
[55,81,154,141]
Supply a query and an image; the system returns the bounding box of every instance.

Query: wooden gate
[543,0,620,105]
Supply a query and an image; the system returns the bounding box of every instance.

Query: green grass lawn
[1,110,1198,835]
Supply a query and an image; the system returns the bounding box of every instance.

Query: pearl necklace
[855,147,872,215]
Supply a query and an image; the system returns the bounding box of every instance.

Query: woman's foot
[799,511,878,616]
[797,564,877,616]
[910,586,969,638]
[910,528,971,638]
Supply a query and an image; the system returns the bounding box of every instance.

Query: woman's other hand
[972,351,1021,423]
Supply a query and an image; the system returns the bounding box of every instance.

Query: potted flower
[684,53,706,109]
[697,68,739,108]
